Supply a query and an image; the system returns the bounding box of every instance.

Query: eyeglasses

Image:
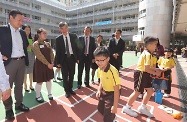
[95,58,108,63]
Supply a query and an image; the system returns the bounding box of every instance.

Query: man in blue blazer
[0,9,29,120]
[108,29,125,71]
[77,26,96,89]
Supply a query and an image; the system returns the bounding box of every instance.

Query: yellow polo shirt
[97,64,121,91]
[136,50,154,72]
[152,54,157,66]
[157,57,176,69]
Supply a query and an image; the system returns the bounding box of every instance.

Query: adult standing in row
[108,29,125,71]
[56,22,80,98]
[77,26,96,89]
[0,9,30,120]
[22,24,35,92]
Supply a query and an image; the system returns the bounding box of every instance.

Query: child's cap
[164,48,173,53]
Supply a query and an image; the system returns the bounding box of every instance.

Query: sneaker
[122,106,138,117]
[138,94,143,99]
[163,94,170,98]
[137,105,154,117]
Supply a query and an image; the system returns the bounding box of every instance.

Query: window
[5,0,17,3]
[51,29,60,34]
[32,4,41,10]
[0,21,4,25]
[32,15,41,21]
[5,9,11,14]
[139,9,146,19]
[0,8,2,13]
[19,1,30,7]
[23,13,30,18]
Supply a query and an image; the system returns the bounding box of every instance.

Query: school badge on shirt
[40,45,44,48]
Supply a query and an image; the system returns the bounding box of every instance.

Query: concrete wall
[138,0,173,48]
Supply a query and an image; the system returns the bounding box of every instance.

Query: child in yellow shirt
[122,36,161,118]
[94,46,121,122]
[157,48,176,97]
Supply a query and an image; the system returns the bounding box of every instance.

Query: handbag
[152,72,169,90]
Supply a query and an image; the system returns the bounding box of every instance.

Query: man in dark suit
[0,9,30,120]
[56,22,81,98]
[77,26,96,89]
[108,29,125,71]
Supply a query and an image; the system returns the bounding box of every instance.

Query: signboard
[96,20,112,26]
[133,35,143,42]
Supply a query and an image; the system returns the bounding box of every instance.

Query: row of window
[69,2,138,18]
[5,0,41,10]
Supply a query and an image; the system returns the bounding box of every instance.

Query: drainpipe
[171,0,176,49]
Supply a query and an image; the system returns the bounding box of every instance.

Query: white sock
[57,71,61,78]
[54,71,58,80]
[46,81,52,95]
[126,104,131,108]
[140,103,146,108]
[35,84,42,98]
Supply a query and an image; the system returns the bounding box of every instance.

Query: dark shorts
[97,90,115,122]
[134,70,153,92]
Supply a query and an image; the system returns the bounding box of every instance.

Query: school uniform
[134,50,155,92]
[32,40,54,82]
[97,63,121,122]
[157,57,176,94]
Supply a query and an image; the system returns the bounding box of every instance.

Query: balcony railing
[0,0,66,19]
[70,4,138,20]
[91,31,137,37]
[69,18,138,29]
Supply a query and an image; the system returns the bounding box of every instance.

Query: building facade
[138,0,173,48]
[0,0,139,47]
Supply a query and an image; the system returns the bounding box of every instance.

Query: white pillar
[139,0,173,48]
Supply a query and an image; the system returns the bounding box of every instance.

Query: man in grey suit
[0,9,30,120]
[56,22,81,98]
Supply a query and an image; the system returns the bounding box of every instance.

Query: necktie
[65,37,70,57]
[84,37,88,54]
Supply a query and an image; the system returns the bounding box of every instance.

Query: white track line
[40,64,136,108]
[0,64,136,122]
[82,110,132,122]
[89,118,97,122]
[71,91,96,107]
[116,115,132,122]
[41,89,97,107]
[82,110,98,122]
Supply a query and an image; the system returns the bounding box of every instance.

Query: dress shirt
[115,37,120,45]
[84,36,90,54]
[9,24,25,58]
[63,33,73,55]
[0,52,10,92]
